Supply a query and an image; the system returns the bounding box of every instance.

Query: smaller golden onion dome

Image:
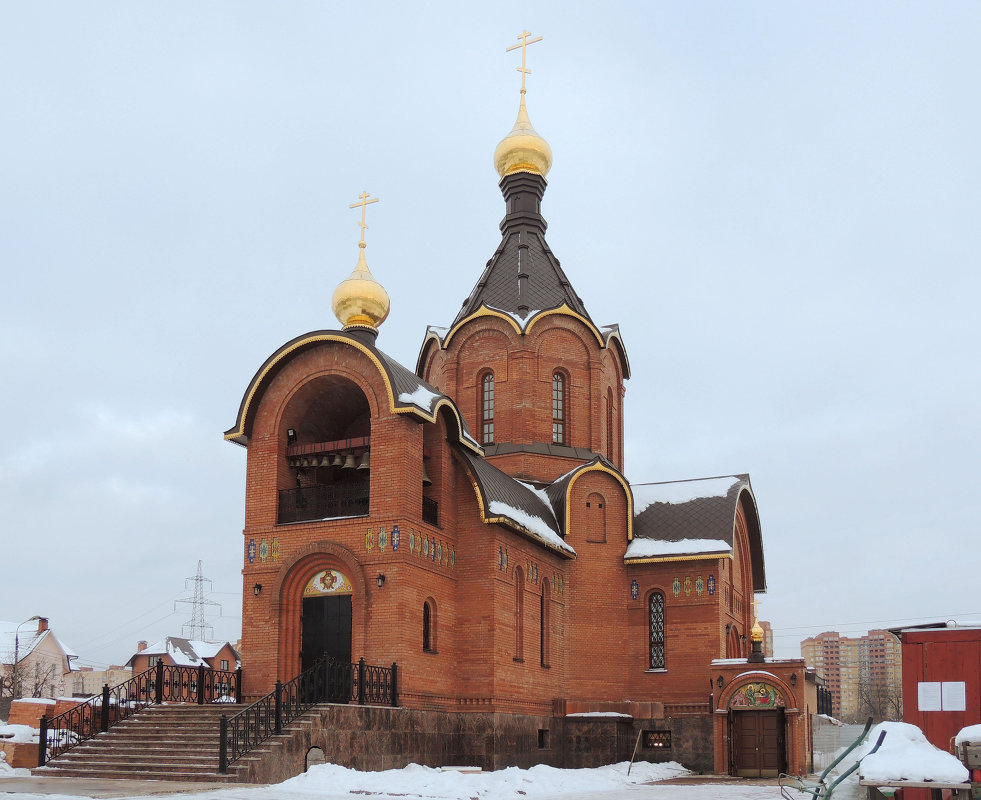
[751,618,764,643]
[331,243,390,330]
[494,94,553,178]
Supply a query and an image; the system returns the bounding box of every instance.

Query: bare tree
[858,674,902,722]
[26,660,57,699]
[0,669,13,699]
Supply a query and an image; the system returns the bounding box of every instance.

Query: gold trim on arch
[564,461,634,541]
[624,552,733,565]
[524,304,607,347]
[225,332,481,455]
[441,307,524,348]
[441,303,611,350]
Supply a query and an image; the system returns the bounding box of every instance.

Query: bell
[422,463,432,486]
[331,453,343,467]
[342,452,357,469]
[299,457,309,467]
[357,451,370,471]
[319,455,331,467]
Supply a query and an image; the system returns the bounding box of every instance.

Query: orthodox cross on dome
[507,29,543,95]
[349,191,379,249]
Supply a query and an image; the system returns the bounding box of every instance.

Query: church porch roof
[626,474,766,592]
[456,447,575,558]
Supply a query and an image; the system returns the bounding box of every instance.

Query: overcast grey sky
[2,2,979,669]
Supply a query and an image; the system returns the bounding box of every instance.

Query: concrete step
[33,765,237,782]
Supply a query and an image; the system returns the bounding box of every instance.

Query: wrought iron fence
[219,657,397,773]
[38,662,241,766]
[278,483,370,524]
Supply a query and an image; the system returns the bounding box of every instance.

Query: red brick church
[225,35,812,776]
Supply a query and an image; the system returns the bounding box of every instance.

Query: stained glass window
[649,592,665,669]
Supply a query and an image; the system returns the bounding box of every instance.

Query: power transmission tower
[175,560,221,641]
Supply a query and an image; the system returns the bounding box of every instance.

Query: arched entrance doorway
[728,681,787,777]
[301,568,353,672]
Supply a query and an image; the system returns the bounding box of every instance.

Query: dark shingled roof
[456,447,574,558]
[629,475,766,591]
[225,329,479,449]
[450,172,592,329]
[452,229,591,327]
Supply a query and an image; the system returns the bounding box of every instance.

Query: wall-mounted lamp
[790,673,797,687]
[376,574,386,588]
[253,583,262,596]
[717,675,724,689]
[286,429,297,445]
[740,634,747,643]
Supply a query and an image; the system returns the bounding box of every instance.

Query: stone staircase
[32,704,248,783]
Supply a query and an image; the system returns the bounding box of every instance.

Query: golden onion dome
[751,618,765,643]
[331,243,390,330]
[494,93,553,178]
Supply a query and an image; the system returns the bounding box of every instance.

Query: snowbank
[0,724,37,744]
[858,721,969,783]
[955,724,981,747]
[280,760,690,799]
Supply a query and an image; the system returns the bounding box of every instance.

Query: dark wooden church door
[732,710,785,777]
[301,594,352,672]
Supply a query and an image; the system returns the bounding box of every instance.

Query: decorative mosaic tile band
[669,573,716,599]
[366,525,456,568]
[248,537,280,564]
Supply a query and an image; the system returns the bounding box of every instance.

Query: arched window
[422,598,436,653]
[540,579,551,667]
[606,387,615,462]
[514,566,525,661]
[552,372,566,444]
[481,372,494,445]
[649,592,665,670]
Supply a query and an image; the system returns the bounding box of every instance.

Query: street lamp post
[13,615,42,699]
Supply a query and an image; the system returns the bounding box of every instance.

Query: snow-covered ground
[0,760,789,800]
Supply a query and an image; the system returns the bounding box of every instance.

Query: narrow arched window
[481,372,495,445]
[606,387,615,462]
[514,567,525,661]
[552,372,565,444]
[649,592,665,670]
[423,598,436,653]
[540,579,551,667]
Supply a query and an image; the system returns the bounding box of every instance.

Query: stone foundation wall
[232,704,715,784]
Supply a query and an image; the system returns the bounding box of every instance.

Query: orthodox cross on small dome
[507,29,543,95]
[349,191,379,249]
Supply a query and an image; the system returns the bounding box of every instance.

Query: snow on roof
[632,476,742,515]
[625,537,730,560]
[859,721,969,784]
[136,637,234,667]
[0,621,75,665]
[397,385,443,413]
[486,305,540,327]
[488,500,576,555]
[0,621,43,663]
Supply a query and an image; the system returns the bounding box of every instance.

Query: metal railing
[278,483,369,524]
[219,657,397,773]
[38,662,241,766]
